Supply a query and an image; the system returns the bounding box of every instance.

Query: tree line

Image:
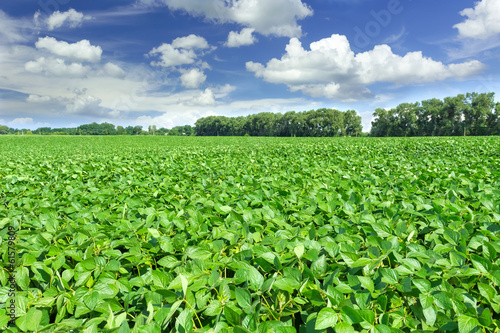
[0,123,195,136]
[0,108,363,137]
[371,92,500,137]
[195,109,363,137]
[3,92,498,137]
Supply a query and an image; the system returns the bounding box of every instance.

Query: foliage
[0,136,499,333]
[194,109,362,137]
[371,92,500,137]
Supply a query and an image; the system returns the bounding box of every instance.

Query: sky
[0,0,499,131]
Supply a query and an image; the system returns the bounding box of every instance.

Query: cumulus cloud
[104,62,126,78]
[185,88,216,106]
[66,91,102,114]
[35,37,102,63]
[180,68,206,88]
[26,94,54,103]
[225,28,257,47]
[454,0,500,39]
[25,57,90,77]
[148,35,211,68]
[9,118,34,126]
[138,0,312,37]
[246,34,485,101]
[172,34,210,49]
[47,8,92,30]
[213,84,236,97]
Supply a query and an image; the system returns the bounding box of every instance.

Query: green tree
[464,92,495,136]
[370,108,390,137]
[0,125,9,134]
[125,126,135,135]
[419,98,444,136]
[116,126,127,135]
[132,126,143,135]
[343,110,362,137]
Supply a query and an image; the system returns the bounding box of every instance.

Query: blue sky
[0,0,499,131]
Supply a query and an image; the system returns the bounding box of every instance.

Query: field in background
[1,136,499,332]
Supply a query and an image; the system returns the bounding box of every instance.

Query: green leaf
[478,283,496,301]
[219,205,232,214]
[432,292,454,311]
[351,257,373,268]
[294,244,305,259]
[152,270,169,288]
[470,254,491,274]
[315,307,338,330]
[450,251,466,267]
[359,310,375,324]
[235,288,252,308]
[413,279,431,294]
[311,255,327,277]
[175,308,193,333]
[22,253,37,266]
[15,267,30,290]
[422,306,437,326]
[204,300,222,317]
[258,321,295,333]
[458,315,480,333]
[117,320,131,333]
[478,308,492,327]
[341,306,362,324]
[83,291,101,310]
[224,305,241,326]
[232,262,264,291]
[358,276,375,293]
[372,224,392,237]
[274,278,301,294]
[180,274,189,297]
[81,257,96,271]
[443,229,460,245]
[26,308,43,332]
[380,268,399,284]
[373,324,392,333]
[335,322,355,333]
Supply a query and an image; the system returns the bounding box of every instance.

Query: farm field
[1,136,500,333]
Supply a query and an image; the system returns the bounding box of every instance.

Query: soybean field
[0,136,500,333]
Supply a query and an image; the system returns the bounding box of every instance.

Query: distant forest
[194,109,362,137]
[0,108,363,137]
[371,92,500,137]
[1,92,498,137]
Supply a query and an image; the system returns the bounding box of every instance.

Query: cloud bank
[247,34,485,101]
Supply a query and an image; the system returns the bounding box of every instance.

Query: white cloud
[454,0,500,39]
[148,35,212,68]
[212,84,236,97]
[35,37,102,63]
[0,10,33,43]
[26,94,53,103]
[172,34,210,49]
[135,109,219,129]
[9,118,34,126]
[185,88,216,106]
[180,68,206,88]
[225,28,257,47]
[104,62,126,78]
[25,57,90,77]
[47,8,92,30]
[66,91,102,114]
[138,0,312,37]
[148,44,197,67]
[246,34,486,101]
